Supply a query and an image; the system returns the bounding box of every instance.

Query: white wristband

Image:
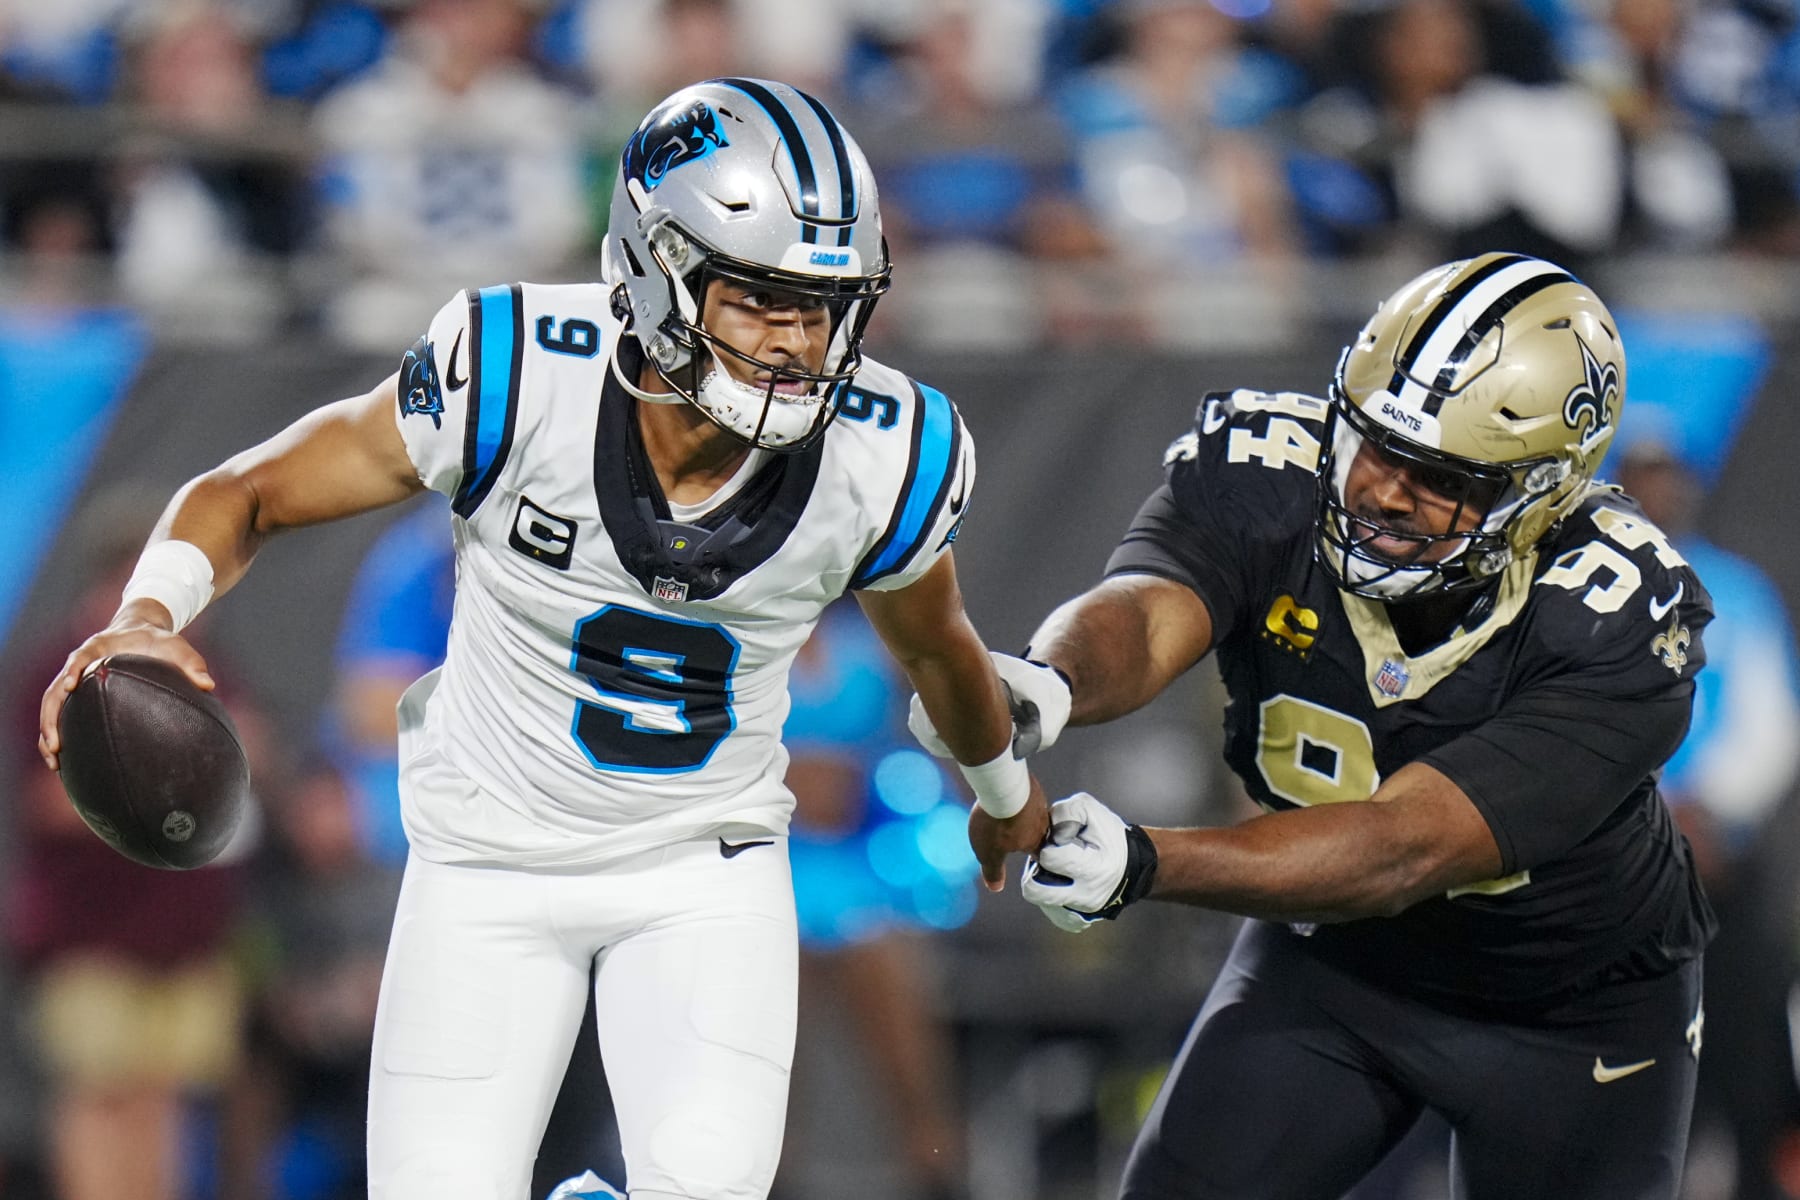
[959,744,1031,819]
[121,540,215,633]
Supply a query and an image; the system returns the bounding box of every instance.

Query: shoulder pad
[1168,389,1331,471]
[1532,488,1712,677]
[1157,389,1326,544]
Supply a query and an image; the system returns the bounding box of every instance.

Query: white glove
[1034,896,1101,933]
[1021,793,1159,931]
[1022,793,1130,914]
[907,652,1073,758]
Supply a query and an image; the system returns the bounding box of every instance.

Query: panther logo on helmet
[1562,336,1620,453]
[624,97,730,192]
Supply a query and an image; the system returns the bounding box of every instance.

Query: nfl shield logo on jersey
[653,575,690,603]
[1374,658,1410,699]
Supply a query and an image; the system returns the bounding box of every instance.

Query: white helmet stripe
[1390,256,1572,413]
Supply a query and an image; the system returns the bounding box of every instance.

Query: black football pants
[1120,920,1702,1200]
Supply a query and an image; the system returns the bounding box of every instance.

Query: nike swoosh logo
[1648,582,1684,622]
[445,328,468,391]
[948,471,968,516]
[1592,1056,1656,1083]
[719,837,774,859]
[1201,398,1227,435]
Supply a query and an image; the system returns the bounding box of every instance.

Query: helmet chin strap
[609,335,687,406]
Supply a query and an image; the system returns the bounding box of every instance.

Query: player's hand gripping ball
[56,654,249,869]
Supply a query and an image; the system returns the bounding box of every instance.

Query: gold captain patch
[1262,593,1320,658]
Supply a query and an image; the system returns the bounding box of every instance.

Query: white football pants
[366,836,798,1200]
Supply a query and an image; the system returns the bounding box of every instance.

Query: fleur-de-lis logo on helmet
[1563,336,1620,454]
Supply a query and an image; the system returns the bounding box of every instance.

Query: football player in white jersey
[40,79,1049,1200]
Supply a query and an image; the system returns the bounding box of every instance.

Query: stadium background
[3,1,1800,1198]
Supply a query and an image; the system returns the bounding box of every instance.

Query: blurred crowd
[3,0,1800,348]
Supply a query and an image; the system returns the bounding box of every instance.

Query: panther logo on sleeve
[399,334,445,430]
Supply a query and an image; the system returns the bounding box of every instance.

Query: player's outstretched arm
[1027,574,1215,727]
[906,573,1215,759]
[40,371,422,769]
[857,553,1050,892]
[1025,762,1505,929]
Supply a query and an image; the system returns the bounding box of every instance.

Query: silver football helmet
[605,78,891,451]
[1318,252,1627,599]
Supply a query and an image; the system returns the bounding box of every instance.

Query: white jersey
[388,282,971,867]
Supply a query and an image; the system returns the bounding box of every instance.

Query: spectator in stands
[3,498,264,1200]
[1055,0,1300,268]
[579,0,849,103]
[843,1,1107,347]
[571,0,748,251]
[230,758,402,1200]
[0,0,131,104]
[1564,0,1800,253]
[1615,429,1800,1200]
[1048,0,1309,350]
[311,0,591,349]
[1330,0,1623,267]
[111,3,313,332]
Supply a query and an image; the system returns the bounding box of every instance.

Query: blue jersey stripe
[453,284,521,517]
[854,383,958,587]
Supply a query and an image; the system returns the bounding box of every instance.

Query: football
[57,654,249,870]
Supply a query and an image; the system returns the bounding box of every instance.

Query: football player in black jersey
[914,253,1717,1199]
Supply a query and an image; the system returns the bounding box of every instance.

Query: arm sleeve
[1423,681,1694,874]
[392,291,476,497]
[1422,565,1711,873]
[1105,479,1251,640]
[1101,398,1319,641]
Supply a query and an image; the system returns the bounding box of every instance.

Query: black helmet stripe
[1426,274,1571,395]
[720,77,822,243]
[795,89,857,245]
[1389,256,1575,415]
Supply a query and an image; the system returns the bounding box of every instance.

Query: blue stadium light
[866,821,935,888]
[913,880,978,931]
[873,749,944,815]
[917,805,979,875]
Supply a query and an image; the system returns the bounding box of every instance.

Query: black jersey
[1107,389,1717,1018]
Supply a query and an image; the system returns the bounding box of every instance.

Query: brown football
[57,654,249,869]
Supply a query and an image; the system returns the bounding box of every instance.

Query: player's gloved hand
[908,653,1072,758]
[1020,792,1159,931]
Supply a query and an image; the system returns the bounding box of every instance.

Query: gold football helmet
[1317,252,1627,599]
